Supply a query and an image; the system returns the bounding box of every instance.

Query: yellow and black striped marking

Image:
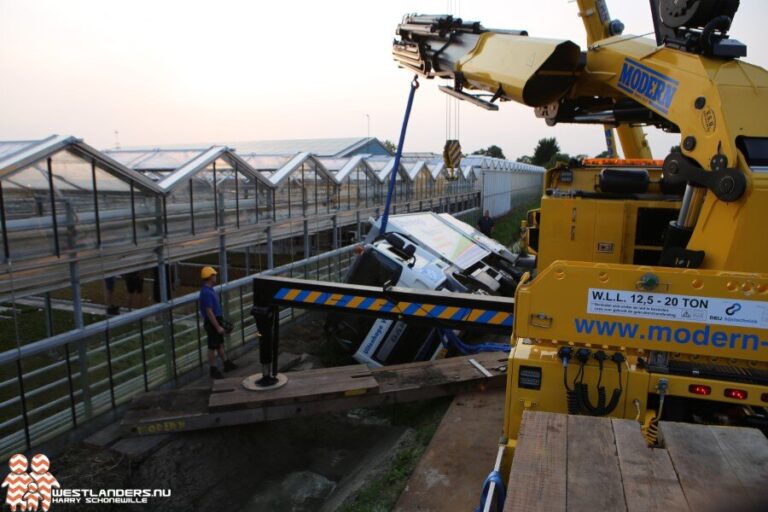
[274,287,512,327]
[443,139,463,170]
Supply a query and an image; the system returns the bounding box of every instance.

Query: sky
[1,0,767,161]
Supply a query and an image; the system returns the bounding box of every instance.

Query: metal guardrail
[0,243,359,459]
[0,207,480,459]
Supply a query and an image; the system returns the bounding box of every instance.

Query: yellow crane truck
[242,1,767,507]
[392,0,768,483]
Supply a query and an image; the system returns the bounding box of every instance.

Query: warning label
[587,288,768,330]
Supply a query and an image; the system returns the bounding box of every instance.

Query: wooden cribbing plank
[504,411,567,512]
[708,425,768,509]
[373,352,506,393]
[209,364,377,411]
[661,421,747,512]
[126,387,211,413]
[567,415,627,512]
[612,419,688,512]
[122,354,506,435]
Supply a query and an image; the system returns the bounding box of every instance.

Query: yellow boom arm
[392,2,768,273]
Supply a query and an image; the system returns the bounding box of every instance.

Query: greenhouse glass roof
[0,132,541,302]
[105,148,208,172]
[239,154,294,173]
[267,152,335,187]
[227,137,388,157]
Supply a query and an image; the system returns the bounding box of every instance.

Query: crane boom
[392,0,768,273]
[575,0,652,158]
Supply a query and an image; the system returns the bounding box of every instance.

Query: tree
[595,150,612,158]
[517,138,572,168]
[531,138,560,167]
[548,153,571,167]
[670,144,681,153]
[472,145,506,159]
[383,139,397,154]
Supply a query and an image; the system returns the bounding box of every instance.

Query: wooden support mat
[505,412,768,512]
[209,364,378,411]
[122,352,507,435]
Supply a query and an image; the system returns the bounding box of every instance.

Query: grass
[489,201,541,250]
[0,304,101,351]
[338,398,452,512]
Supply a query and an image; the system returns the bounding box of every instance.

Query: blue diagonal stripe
[275,288,290,300]
[404,303,421,315]
[430,305,447,318]
[295,290,311,302]
[358,297,375,310]
[451,308,470,321]
[336,294,354,307]
[477,310,495,324]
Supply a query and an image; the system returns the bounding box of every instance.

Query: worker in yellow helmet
[199,266,237,379]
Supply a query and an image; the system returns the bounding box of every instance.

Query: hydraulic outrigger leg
[244,275,516,390]
[246,305,287,390]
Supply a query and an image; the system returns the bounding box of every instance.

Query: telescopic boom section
[393,14,580,108]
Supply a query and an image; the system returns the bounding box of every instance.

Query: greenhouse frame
[0,134,542,458]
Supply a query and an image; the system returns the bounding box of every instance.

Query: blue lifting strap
[380,75,419,235]
[475,469,506,512]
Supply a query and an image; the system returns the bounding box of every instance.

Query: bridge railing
[0,207,480,459]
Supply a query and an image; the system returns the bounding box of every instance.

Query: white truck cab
[326,212,518,367]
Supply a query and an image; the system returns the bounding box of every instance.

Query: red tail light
[688,384,711,396]
[762,393,768,403]
[724,388,748,400]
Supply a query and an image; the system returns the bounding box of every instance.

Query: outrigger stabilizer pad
[242,372,288,391]
[248,305,286,390]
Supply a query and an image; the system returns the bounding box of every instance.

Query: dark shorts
[125,272,143,294]
[204,319,224,349]
[105,277,116,291]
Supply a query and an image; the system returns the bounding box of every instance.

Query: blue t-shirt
[199,286,222,319]
[478,215,495,235]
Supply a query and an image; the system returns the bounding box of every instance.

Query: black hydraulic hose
[574,360,600,415]
[559,349,580,415]
[600,363,624,416]
[576,383,598,415]
[567,389,580,415]
[577,354,624,416]
[564,362,581,414]
[702,15,732,54]
[595,358,607,411]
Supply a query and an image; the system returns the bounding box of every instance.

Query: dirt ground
[47,314,448,511]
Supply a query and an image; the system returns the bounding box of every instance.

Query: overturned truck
[325,212,527,367]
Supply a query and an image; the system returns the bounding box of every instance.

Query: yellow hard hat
[201,266,217,280]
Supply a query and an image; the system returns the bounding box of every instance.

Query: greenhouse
[263,152,336,220]
[366,155,409,204]
[402,159,434,201]
[0,133,540,458]
[318,155,380,211]
[107,146,276,234]
[0,135,163,297]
